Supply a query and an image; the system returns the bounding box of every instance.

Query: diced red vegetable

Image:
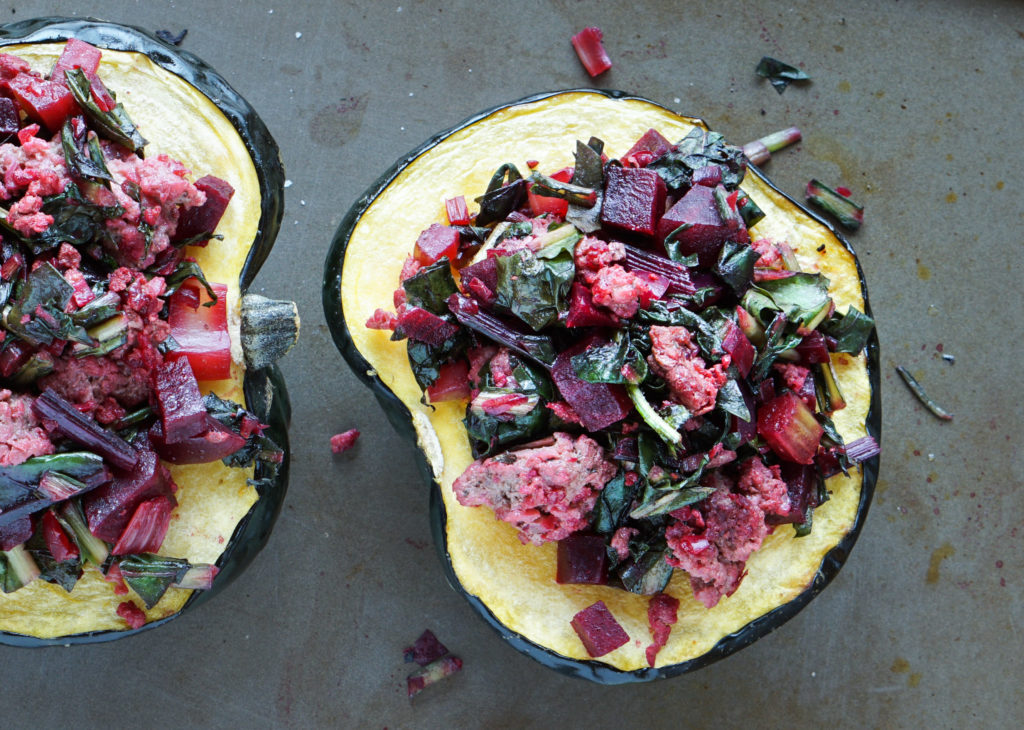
[757,392,824,465]
[413,223,460,266]
[111,495,176,556]
[459,257,499,302]
[32,389,139,471]
[149,414,246,464]
[621,129,673,167]
[570,27,612,78]
[407,655,463,699]
[426,359,471,402]
[551,337,632,431]
[527,167,572,218]
[173,175,235,245]
[600,166,666,238]
[2,73,78,130]
[404,629,449,666]
[51,38,102,81]
[445,196,470,226]
[0,96,19,141]
[645,592,680,666]
[395,307,461,347]
[153,358,208,444]
[657,185,738,266]
[0,515,32,551]
[0,339,32,378]
[166,280,232,381]
[104,561,129,595]
[795,330,831,365]
[556,532,608,585]
[692,165,723,187]
[40,509,79,562]
[570,601,629,657]
[83,447,174,543]
[565,282,618,328]
[117,601,146,629]
[721,320,756,377]
[766,463,818,526]
[365,308,398,330]
[330,428,360,454]
[88,75,116,112]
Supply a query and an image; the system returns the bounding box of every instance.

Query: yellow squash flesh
[0,45,261,638]
[341,92,870,671]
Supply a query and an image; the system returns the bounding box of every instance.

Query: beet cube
[149,414,246,464]
[600,166,666,238]
[622,128,674,167]
[721,320,755,378]
[565,282,618,328]
[459,257,499,301]
[51,39,102,81]
[426,360,471,402]
[174,175,235,245]
[692,165,723,187]
[757,392,824,465]
[556,533,609,584]
[656,185,733,266]
[395,307,461,347]
[795,330,831,365]
[570,601,630,657]
[117,601,146,629]
[3,74,78,130]
[111,495,176,556]
[83,448,174,543]
[551,337,632,431]
[153,358,208,444]
[413,223,460,266]
[0,96,19,142]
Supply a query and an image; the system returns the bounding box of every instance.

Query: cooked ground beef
[590,264,652,319]
[574,236,625,284]
[0,389,54,466]
[647,325,727,415]
[453,431,616,545]
[737,457,791,517]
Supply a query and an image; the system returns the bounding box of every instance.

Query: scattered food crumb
[895,366,954,421]
[331,429,361,453]
[404,629,449,666]
[755,56,810,94]
[404,630,462,699]
[116,601,146,629]
[571,27,612,78]
[155,29,188,46]
[941,353,955,364]
[806,179,864,230]
[295,32,303,39]
[928,453,935,461]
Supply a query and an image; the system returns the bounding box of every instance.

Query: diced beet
[117,601,146,629]
[0,96,18,141]
[426,359,471,402]
[40,509,79,562]
[527,167,572,218]
[32,389,139,471]
[330,428,360,454]
[3,73,78,130]
[796,331,831,365]
[111,495,176,556]
[767,464,817,525]
[570,601,630,657]
[565,282,618,328]
[623,244,695,296]
[622,129,674,167]
[395,307,461,347]
[612,436,639,461]
[721,320,755,377]
[445,196,470,226]
[757,392,824,465]
[645,592,680,667]
[153,358,208,444]
[404,629,449,666]
[150,414,247,464]
[166,280,232,381]
[0,339,32,378]
[687,271,726,308]
[556,532,609,584]
[600,166,666,238]
[0,515,32,551]
[570,27,612,77]
[83,447,174,543]
[413,224,460,265]
[173,175,235,245]
[692,165,723,187]
[459,257,499,302]
[51,39,102,81]
[551,337,632,431]
[656,185,735,266]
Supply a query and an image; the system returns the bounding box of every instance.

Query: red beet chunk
[645,592,680,666]
[528,167,572,218]
[657,185,734,266]
[166,280,232,381]
[150,414,246,464]
[757,392,824,465]
[0,96,19,141]
[84,447,174,543]
[40,509,79,562]
[622,128,673,167]
[3,74,78,130]
[600,166,666,238]
[0,339,32,378]
[767,464,817,525]
[570,601,629,657]
[445,195,470,225]
[111,495,176,556]
[721,320,755,377]
[0,515,32,550]
[692,165,723,187]
[117,601,146,629]
[396,307,461,347]
[796,331,831,365]
[330,428,360,454]
[570,27,612,77]
[556,532,609,584]
[153,358,208,444]
[404,629,449,666]
[459,257,498,302]
[413,223,460,265]
[51,39,102,81]
[551,337,632,431]
[426,359,471,402]
[174,175,235,245]
[565,282,618,328]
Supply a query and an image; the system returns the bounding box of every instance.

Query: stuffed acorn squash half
[324,90,880,681]
[0,18,293,645]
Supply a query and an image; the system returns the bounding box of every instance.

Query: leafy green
[161,259,218,304]
[637,302,725,362]
[755,56,810,94]
[716,378,751,422]
[5,263,93,346]
[590,471,638,534]
[570,331,647,385]
[743,273,832,329]
[737,192,765,228]
[464,360,553,458]
[64,68,147,152]
[648,127,747,193]
[119,554,190,608]
[61,120,113,186]
[630,459,713,520]
[750,313,802,381]
[626,384,681,447]
[202,393,285,474]
[617,545,673,595]
[715,240,759,294]
[567,140,604,233]
[402,259,458,315]
[26,523,81,593]
[528,172,597,207]
[474,163,526,226]
[494,249,574,331]
[820,306,875,353]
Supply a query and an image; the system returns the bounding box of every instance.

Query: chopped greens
[895,366,954,421]
[755,57,811,94]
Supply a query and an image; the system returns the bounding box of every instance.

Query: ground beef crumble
[453,431,616,545]
[647,325,728,415]
[0,389,54,465]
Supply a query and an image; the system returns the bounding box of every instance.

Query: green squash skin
[0,18,289,647]
[324,89,881,683]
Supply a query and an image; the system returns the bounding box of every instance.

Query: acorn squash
[0,18,290,645]
[324,90,880,681]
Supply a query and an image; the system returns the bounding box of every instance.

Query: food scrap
[571,27,612,78]
[404,630,462,699]
[806,179,864,231]
[645,593,680,667]
[895,366,954,421]
[742,126,802,166]
[330,429,360,454]
[571,601,629,657]
[755,56,810,94]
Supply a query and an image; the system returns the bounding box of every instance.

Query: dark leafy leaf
[648,127,747,193]
[64,68,147,152]
[567,140,604,232]
[6,263,93,346]
[494,249,574,331]
[473,163,525,226]
[402,259,458,315]
[162,259,218,304]
[755,56,811,94]
[714,240,759,294]
[616,545,673,595]
[744,273,832,329]
[464,359,553,458]
[61,120,113,186]
[571,331,647,385]
[716,378,751,422]
[751,313,802,381]
[736,192,765,228]
[118,553,189,609]
[202,393,285,474]
[590,471,637,534]
[820,306,875,353]
[528,172,597,207]
[25,525,81,593]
